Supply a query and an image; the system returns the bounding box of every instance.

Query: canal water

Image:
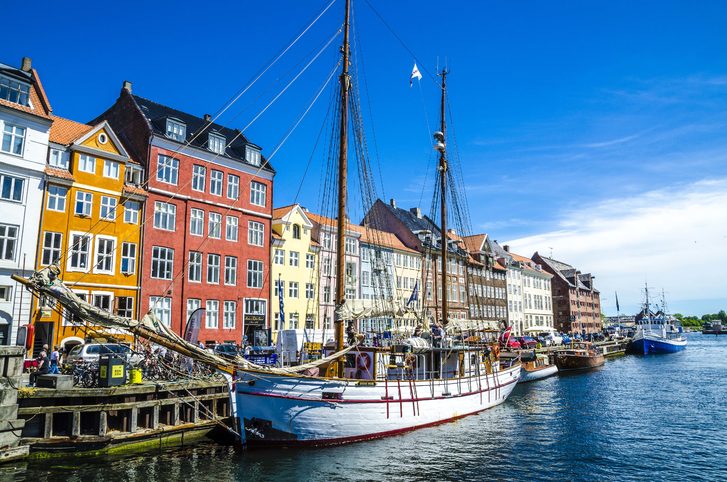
[3,333,726,481]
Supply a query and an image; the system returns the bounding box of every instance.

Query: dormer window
[209,133,226,155]
[0,75,30,106]
[245,146,261,166]
[49,149,69,169]
[165,118,186,141]
[125,165,144,186]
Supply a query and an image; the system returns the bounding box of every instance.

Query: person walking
[49,345,60,374]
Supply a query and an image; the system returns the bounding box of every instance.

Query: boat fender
[492,345,500,359]
[246,380,256,386]
[356,353,372,371]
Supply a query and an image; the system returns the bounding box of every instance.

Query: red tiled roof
[462,234,487,253]
[44,166,74,181]
[272,204,297,219]
[49,115,92,145]
[122,185,147,197]
[0,68,52,120]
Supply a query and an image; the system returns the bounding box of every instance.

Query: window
[224,256,237,286]
[306,253,315,269]
[0,286,11,302]
[78,154,96,173]
[103,160,119,179]
[305,314,315,330]
[0,76,30,105]
[250,181,266,207]
[121,242,137,274]
[124,201,140,224]
[94,237,115,273]
[208,212,222,238]
[68,233,90,270]
[345,237,357,255]
[225,216,238,241]
[306,283,314,299]
[208,134,226,155]
[207,254,220,284]
[1,124,25,156]
[188,252,202,282]
[100,196,117,220]
[247,260,263,288]
[274,249,284,265]
[289,282,299,298]
[187,298,201,321]
[150,296,172,326]
[190,208,204,236]
[153,201,176,231]
[192,165,206,191]
[245,146,261,166]
[1,174,24,202]
[75,191,92,216]
[125,165,144,186]
[289,312,299,329]
[206,300,219,328]
[223,301,236,329]
[323,286,331,303]
[49,149,68,169]
[117,297,134,318]
[47,185,67,211]
[248,221,264,246]
[93,293,112,312]
[274,279,284,297]
[166,119,186,141]
[227,174,240,199]
[210,170,223,195]
[157,155,179,185]
[292,224,301,239]
[361,271,370,286]
[289,251,299,267]
[42,232,62,265]
[151,247,174,279]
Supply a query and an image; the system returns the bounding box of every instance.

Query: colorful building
[95,82,274,345]
[32,118,145,352]
[270,204,319,341]
[0,57,52,345]
[506,250,554,334]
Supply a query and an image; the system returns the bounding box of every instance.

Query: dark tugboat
[554,342,605,372]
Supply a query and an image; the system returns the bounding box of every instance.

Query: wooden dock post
[43,413,53,439]
[99,412,107,436]
[173,403,180,426]
[152,405,160,429]
[130,407,138,433]
[71,411,81,437]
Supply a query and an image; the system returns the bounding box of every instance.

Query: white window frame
[208,134,226,155]
[207,253,220,284]
[75,191,92,217]
[150,296,172,326]
[1,124,26,156]
[206,300,219,329]
[165,118,186,141]
[92,291,114,313]
[49,149,68,169]
[306,253,315,269]
[250,181,266,207]
[103,160,119,179]
[247,260,263,288]
[47,185,67,212]
[223,301,236,329]
[190,208,204,236]
[289,251,299,267]
[116,296,134,318]
[67,232,91,272]
[208,212,222,239]
[151,246,174,280]
[0,174,25,202]
[121,242,137,275]
[0,75,30,106]
[124,201,140,224]
[100,196,117,221]
[188,251,202,282]
[41,231,62,266]
[210,170,223,196]
[78,154,96,174]
[224,256,237,286]
[225,216,238,241]
[93,236,116,274]
[248,221,264,247]
[227,174,240,200]
[156,155,179,185]
[187,298,201,322]
[153,201,176,231]
[288,281,299,298]
[245,146,261,166]
[192,165,206,192]
[274,249,284,265]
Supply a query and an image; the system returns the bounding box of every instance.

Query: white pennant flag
[410,63,422,87]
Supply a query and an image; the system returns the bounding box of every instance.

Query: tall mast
[334,0,352,358]
[438,70,448,326]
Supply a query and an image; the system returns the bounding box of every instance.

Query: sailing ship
[628,285,687,354]
[14,0,521,447]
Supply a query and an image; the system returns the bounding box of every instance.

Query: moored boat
[554,342,604,371]
[628,285,687,355]
[519,353,558,383]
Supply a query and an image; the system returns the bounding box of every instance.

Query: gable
[73,121,130,161]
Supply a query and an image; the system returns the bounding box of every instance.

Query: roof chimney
[390,198,396,208]
[20,57,32,72]
[204,114,212,122]
[122,80,132,93]
[410,207,421,218]
[503,244,510,252]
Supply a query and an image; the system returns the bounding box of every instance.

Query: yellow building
[270,204,319,342]
[32,117,146,351]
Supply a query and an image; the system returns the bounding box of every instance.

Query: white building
[507,251,554,335]
[0,58,52,345]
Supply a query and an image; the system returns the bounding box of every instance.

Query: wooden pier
[17,378,233,457]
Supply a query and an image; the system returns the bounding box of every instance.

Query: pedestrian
[29,350,50,387]
[49,345,60,374]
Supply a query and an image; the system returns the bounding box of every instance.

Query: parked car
[561,334,572,345]
[518,336,538,349]
[213,343,240,360]
[542,332,563,346]
[500,337,522,350]
[66,343,142,365]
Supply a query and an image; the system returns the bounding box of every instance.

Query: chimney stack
[503,245,510,252]
[20,57,32,72]
[122,80,132,93]
[410,207,422,218]
[204,114,212,122]
[390,198,396,208]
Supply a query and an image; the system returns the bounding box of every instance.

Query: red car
[518,336,538,349]
[500,337,522,349]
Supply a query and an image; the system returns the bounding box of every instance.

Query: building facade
[32,119,145,352]
[270,204,319,341]
[507,251,554,334]
[0,58,52,345]
[96,82,274,345]
[531,252,601,334]
[462,234,508,329]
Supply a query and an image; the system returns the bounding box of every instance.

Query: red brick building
[95,82,274,344]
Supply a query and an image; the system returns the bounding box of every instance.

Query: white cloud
[506,178,727,315]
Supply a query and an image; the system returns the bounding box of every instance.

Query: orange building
[31,117,146,352]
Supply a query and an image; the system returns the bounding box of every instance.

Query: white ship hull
[235,364,521,446]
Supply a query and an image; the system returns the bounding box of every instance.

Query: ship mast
[436,70,449,326]
[334,0,352,367]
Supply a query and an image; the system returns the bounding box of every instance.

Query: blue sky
[6,1,727,315]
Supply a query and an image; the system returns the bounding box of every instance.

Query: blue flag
[407,280,419,307]
[278,275,285,328]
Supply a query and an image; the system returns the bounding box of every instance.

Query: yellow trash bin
[129,368,142,384]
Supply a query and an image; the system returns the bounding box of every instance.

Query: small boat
[628,285,687,354]
[554,342,605,371]
[519,353,558,383]
[702,321,726,335]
